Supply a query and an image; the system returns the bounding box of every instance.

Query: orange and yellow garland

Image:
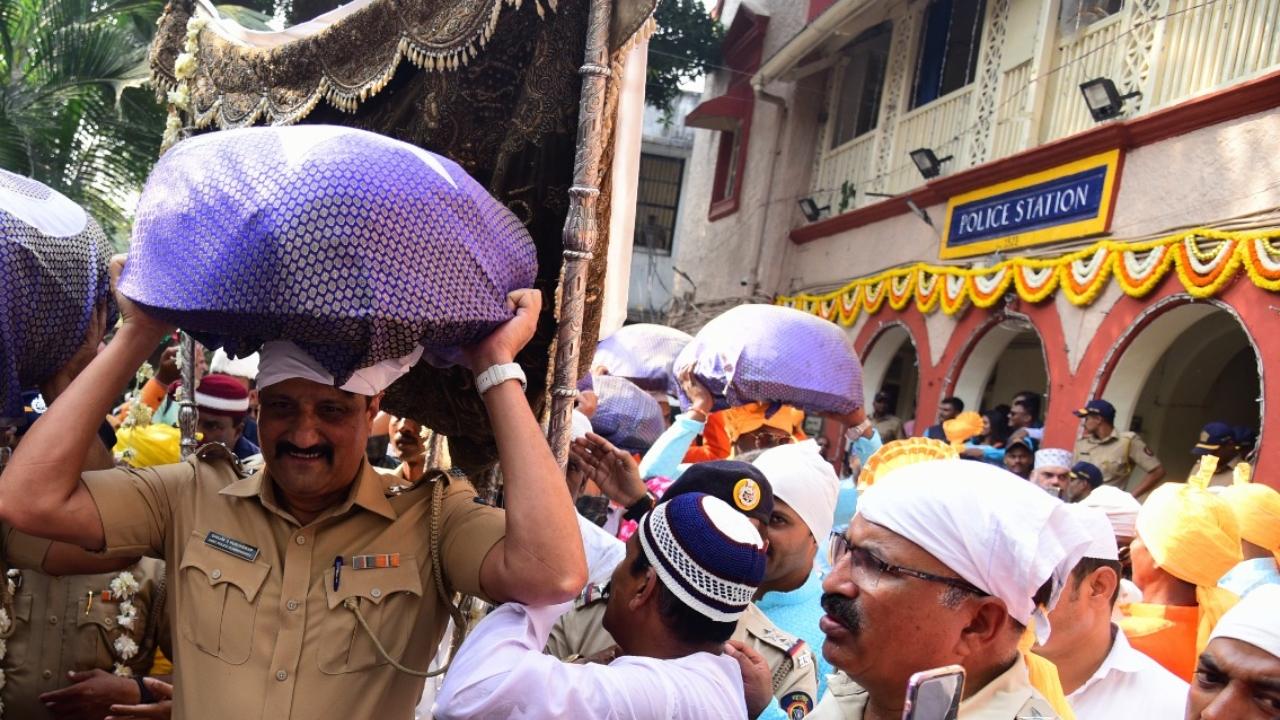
[778,228,1280,324]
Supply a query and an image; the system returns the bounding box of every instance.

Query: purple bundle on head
[120,126,537,382]
[591,374,666,453]
[593,323,692,393]
[0,170,115,423]
[674,304,863,415]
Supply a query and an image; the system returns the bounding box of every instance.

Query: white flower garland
[108,571,143,677]
[161,16,208,150]
[0,570,17,716]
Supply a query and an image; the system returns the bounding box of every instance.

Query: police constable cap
[662,460,774,525]
[1192,422,1235,456]
[1073,399,1116,424]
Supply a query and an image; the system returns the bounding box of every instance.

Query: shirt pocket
[317,559,422,675]
[74,592,126,669]
[178,533,270,665]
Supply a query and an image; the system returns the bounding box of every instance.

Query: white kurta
[1067,628,1189,720]
[435,602,748,720]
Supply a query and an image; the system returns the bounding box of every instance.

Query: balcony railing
[1041,14,1125,143]
[885,87,974,194]
[813,132,877,211]
[1151,0,1280,107]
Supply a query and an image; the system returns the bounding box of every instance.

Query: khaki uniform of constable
[1,529,167,719]
[808,662,1059,720]
[78,444,505,720]
[546,584,819,713]
[1073,430,1160,489]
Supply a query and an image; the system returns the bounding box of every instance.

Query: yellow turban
[1136,481,1241,652]
[856,437,957,489]
[1217,465,1280,557]
[721,402,806,444]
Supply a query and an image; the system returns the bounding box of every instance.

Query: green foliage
[0,0,167,248]
[646,0,721,118]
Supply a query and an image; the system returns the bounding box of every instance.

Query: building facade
[628,91,701,322]
[676,0,1280,487]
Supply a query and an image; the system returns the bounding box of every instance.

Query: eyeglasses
[827,531,988,597]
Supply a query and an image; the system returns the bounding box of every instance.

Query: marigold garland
[777,227,1280,318]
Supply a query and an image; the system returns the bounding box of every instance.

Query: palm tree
[0,0,167,247]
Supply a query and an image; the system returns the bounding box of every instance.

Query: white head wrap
[1079,485,1141,539]
[256,340,423,396]
[753,440,839,544]
[0,169,88,237]
[859,459,1092,643]
[1067,505,1120,562]
[571,410,593,441]
[210,348,260,381]
[1034,448,1073,471]
[1207,584,1280,658]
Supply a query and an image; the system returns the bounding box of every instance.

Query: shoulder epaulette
[575,583,609,608]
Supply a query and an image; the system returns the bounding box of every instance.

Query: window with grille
[911,0,988,109]
[634,153,685,255]
[831,22,893,148]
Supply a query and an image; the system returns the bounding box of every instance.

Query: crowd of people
[2,161,1279,720]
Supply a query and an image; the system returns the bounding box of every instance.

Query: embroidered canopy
[148,0,656,470]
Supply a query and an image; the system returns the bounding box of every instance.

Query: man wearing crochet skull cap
[436,493,769,719]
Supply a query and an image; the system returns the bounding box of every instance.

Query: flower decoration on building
[778,227,1280,324]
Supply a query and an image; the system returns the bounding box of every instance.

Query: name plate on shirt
[939,149,1123,259]
[205,531,260,562]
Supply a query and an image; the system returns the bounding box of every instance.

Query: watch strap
[475,363,527,395]
[622,491,656,522]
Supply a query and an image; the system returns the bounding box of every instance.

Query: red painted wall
[851,275,1277,489]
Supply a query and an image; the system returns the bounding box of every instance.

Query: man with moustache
[810,460,1092,719]
[0,261,588,720]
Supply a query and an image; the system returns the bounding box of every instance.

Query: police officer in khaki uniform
[1187,422,1239,488]
[546,460,820,715]
[0,281,588,720]
[1,527,168,720]
[1072,399,1165,497]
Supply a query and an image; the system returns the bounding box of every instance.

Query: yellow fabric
[721,402,806,444]
[1136,481,1242,653]
[150,647,174,676]
[1218,465,1280,556]
[1020,625,1076,720]
[114,424,182,467]
[943,411,984,447]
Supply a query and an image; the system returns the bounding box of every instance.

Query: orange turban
[721,402,806,444]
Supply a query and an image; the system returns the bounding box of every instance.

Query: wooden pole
[547,0,613,469]
[178,331,199,459]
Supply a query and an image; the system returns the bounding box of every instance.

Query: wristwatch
[850,418,874,438]
[622,491,657,522]
[475,362,527,395]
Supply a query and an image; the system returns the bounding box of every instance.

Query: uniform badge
[733,478,761,512]
[352,553,400,569]
[204,531,260,562]
[781,691,813,719]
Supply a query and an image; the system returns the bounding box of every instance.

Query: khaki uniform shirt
[1074,431,1161,489]
[80,446,505,720]
[808,660,1059,719]
[545,586,819,711]
[1,528,167,720]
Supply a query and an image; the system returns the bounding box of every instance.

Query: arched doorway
[952,318,1049,416]
[860,324,921,430]
[1100,299,1262,485]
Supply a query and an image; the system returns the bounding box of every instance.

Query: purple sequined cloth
[120,126,537,381]
[594,323,692,393]
[0,171,114,422]
[675,304,864,415]
[591,374,666,453]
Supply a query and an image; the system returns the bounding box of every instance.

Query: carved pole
[547,0,613,469]
[177,332,199,459]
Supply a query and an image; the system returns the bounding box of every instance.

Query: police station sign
[939,149,1122,259]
